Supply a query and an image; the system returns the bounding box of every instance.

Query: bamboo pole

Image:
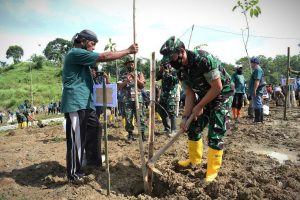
[133,0,148,192]
[146,52,156,193]
[102,75,110,196]
[147,116,194,168]
[284,47,290,120]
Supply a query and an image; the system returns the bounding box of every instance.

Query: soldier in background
[118,57,146,142]
[156,63,179,137]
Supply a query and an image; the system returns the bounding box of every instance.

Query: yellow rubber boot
[19,122,27,129]
[178,139,203,167]
[109,114,114,123]
[122,117,126,127]
[156,112,162,122]
[206,147,224,182]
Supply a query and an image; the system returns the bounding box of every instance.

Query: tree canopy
[43,38,72,66]
[6,45,24,64]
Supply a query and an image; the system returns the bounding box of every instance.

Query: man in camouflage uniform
[118,57,146,142]
[160,36,233,182]
[156,63,179,137]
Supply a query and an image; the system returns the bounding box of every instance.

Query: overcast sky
[0,0,299,65]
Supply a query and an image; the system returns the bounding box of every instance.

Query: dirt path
[0,105,299,200]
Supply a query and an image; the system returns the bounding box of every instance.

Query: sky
[0,0,299,65]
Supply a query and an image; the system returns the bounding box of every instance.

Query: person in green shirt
[248,57,265,123]
[61,29,138,184]
[160,36,233,182]
[231,65,245,120]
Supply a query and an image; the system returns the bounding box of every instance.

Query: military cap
[160,36,185,64]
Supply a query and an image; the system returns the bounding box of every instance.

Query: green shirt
[61,48,99,113]
[231,72,245,94]
[248,66,265,95]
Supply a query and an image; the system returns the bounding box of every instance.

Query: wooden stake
[102,75,110,196]
[146,52,156,193]
[284,47,290,120]
[133,0,148,192]
[147,116,194,168]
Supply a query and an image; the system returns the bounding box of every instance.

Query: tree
[104,38,117,80]
[6,45,24,64]
[43,38,72,66]
[232,0,261,70]
[30,54,45,69]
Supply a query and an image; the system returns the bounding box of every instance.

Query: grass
[0,61,150,111]
[0,62,62,110]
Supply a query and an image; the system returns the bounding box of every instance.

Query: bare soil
[0,104,299,200]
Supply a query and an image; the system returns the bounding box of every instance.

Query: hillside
[0,62,62,110]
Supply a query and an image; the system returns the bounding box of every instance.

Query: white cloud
[0,0,299,65]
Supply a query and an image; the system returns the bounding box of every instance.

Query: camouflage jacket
[118,69,144,103]
[156,69,179,100]
[179,50,232,103]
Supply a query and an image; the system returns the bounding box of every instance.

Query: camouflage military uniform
[119,69,146,139]
[156,67,179,135]
[180,50,233,150]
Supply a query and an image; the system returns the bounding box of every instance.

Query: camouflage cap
[160,36,185,64]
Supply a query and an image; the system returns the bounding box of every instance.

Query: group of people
[48,101,61,114]
[231,57,266,123]
[60,29,297,185]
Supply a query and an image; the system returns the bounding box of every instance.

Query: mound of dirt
[0,105,299,199]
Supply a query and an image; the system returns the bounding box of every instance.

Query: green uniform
[119,70,146,134]
[156,68,179,133]
[181,50,233,150]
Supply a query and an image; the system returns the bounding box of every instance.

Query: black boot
[169,116,177,137]
[248,106,254,118]
[162,117,171,134]
[260,108,264,122]
[141,132,146,142]
[127,131,135,142]
[254,109,261,123]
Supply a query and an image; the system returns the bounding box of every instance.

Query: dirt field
[0,104,299,200]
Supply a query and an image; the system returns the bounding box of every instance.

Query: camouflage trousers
[187,95,233,150]
[124,101,146,133]
[157,98,176,119]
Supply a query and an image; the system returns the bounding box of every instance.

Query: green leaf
[250,8,254,17]
[254,9,259,17]
[256,6,261,14]
[232,5,237,11]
